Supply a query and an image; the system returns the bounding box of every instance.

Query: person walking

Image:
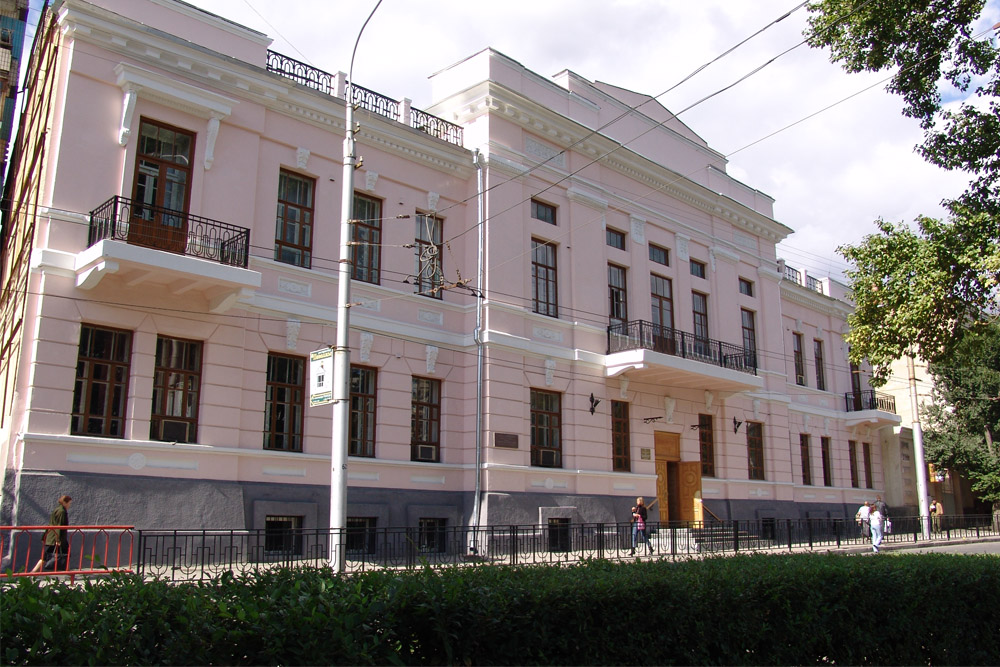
[932,499,944,533]
[630,497,654,556]
[855,501,871,541]
[30,495,72,573]
[869,504,884,554]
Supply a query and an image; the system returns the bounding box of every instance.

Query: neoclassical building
[0,0,900,536]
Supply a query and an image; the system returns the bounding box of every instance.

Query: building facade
[1,0,900,534]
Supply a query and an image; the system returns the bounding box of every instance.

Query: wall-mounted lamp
[733,416,744,434]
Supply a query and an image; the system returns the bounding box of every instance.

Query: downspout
[470,149,485,552]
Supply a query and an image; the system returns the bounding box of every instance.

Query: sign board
[309,347,334,407]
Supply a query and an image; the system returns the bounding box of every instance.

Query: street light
[330,0,384,572]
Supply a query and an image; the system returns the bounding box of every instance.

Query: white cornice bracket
[119,86,137,146]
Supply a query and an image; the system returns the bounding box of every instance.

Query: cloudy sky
[31,0,1000,280]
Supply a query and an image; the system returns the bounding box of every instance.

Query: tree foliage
[922,321,1000,505]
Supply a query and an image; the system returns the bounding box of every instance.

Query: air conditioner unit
[159,419,191,443]
[415,445,437,462]
[539,449,558,467]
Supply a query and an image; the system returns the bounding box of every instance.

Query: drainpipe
[470,149,485,552]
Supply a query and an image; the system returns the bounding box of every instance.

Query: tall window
[649,244,669,266]
[747,422,765,480]
[150,336,201,444]
[274,170,315,268]
[699,413,715,477]
[531,199,556,225]
[71,325,132,437]
[692,292,710,358]
[814,340,827,391]
[650,275,674,330]
[352,193,381,284]
[264,353,305,452]
[821,436,833,486]
[850,361,863,409]
[350,366,377,457]
[690,259,706,279]
[531,239,558,317]
[131,118,194,252]
[411,377,441,462]
[862,442,873,489]
[530,389,562,468]
[608,264,628,328]
[606,228,625,249]
[800,434,812,485]
[414,213,443,298]
[849,440,860,488]
[741,309,757,368]
[611,401,630,472]
[793,333,806,385]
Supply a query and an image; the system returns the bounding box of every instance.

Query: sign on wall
[309,347,333,407]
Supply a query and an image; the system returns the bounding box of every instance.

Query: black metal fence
[844,390,897,413]
[607,320,757,375]
[133,514,999,581]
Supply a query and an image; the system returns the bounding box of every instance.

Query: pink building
[0,0,900,536]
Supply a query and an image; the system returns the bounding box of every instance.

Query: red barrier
[0,525,135,581]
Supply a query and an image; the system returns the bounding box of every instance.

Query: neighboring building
[0,0,27,179]
[0,0,900,534]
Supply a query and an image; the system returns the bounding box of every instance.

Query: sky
[27,0,1000,281]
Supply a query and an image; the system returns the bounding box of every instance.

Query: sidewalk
[810,533,1000,556]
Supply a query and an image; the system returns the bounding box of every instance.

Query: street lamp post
[330,0,384,573]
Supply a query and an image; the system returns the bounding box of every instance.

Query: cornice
[780,280,852,318]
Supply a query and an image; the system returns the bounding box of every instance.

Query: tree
[922,321,1000,510]
[807,1,1000,382]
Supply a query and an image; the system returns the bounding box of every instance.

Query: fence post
[732,520,739,552]
[787,519,793,551]
[509,525,517,566]
[597,523,605,560]
[807,519,814,549]
[835,519,841,548]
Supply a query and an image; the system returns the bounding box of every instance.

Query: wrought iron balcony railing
[607,320,757,375]
[88,196,250,268]
[265,50,464,147]
[844,390,897,414]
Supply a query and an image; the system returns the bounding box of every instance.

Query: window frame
[351,193,382,284]
[699,413,715,477]
[814,339,827,391]
[862,441,873,489]
[649,243,669,266]
[263,352,305,452]
[689,259,706,279]
[414,212,444,298]
[274,169,315,268]
[747,421,765,480]
[350,365,378,458]
[611,400,631,472]
[800,433,812,486]
[606,228,626,250]
[71,325,132,438]
[821,436,833,487]
[411,376,442,462]
[346,517,378,554]
[738,277,754,297]
[530,389,562,468]
[608,263,628,328]
[531,199,556,225]
[650,274,674,332]
[264,515,303,556]
[150,335,202,444]
[793,333,806,386]
[531,238,559,317]
[692,291,709,340]
[849,440,860,488]
[418,517,448,553]
[741,308,757,368]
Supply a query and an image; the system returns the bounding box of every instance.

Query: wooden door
[654,432,680,522]
[678,461,703,523]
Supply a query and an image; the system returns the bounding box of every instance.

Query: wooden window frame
[411,377,441,462]
[747,421,765,480]
[264,352,305,452]
[814,339,827,391]
[606,228,626,250]
[531,199,556,225]
[849,440,860,488]
[649,243,669,266]
[351,193,382,284]
[800,433,812,485]
[608,264,628,328]
[150,335,202,444]
[531,238,558,317]
[530,389,562,468]
[739,277,754,297]
[793,333,806,386]
[274,169,315,268]
[414,213,444,298]
[611,400,631,472]
[71,325,132,438]
[350,365,377,457]
[699,413,715,477]
[821,436,833,487]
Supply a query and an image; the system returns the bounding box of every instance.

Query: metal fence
[0,525,135,581]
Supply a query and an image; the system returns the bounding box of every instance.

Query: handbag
[885,518,892,534]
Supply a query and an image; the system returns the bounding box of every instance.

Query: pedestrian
[855,501,871,541]
[932,499,944,533]
[874,494,889,522]
[30,495,72,573]
[630,497,654,556]
[869,503,884,554]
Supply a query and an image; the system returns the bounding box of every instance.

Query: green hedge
[2,553,998,665]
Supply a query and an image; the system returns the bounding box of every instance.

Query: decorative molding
[285,318,300,350]
[566,186,607,211]
[676,234,690,261]
[277,276,311,298]
[733,230,757,251]
[532,326,563,343]
[118,86,137,146]
[545,359,556,386]
[525,136,566,168]
[426,191,440,211]
[664,396,676,423]
[359,332,374,362]
[262,466,306,477]
[630,215,646,244]
[619,376,629,399]
[425,345,439,374]
[417,309,443,325]
[365,170,379,191]
[295,147,310,170]
[704,390,714,412]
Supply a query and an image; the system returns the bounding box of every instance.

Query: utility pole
[908,355,931,539]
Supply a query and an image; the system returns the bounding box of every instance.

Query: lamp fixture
[733,416,744,434]
[589,393,601,415]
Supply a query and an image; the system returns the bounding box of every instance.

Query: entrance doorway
[654,431,702,524]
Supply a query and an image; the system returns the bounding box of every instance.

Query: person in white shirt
[855,501,871,541]
[869,506,884,553]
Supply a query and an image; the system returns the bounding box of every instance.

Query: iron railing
[845,390,897,413]
[805,275,823,293]
[265,50,464,147]
[784,265,801,283]
[89,196,250,268]
[608,320,757,375]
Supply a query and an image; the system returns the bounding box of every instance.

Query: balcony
[265,50,464,147]
[844,390,900,429]
[605,321,763,393]
[75,196,259,310]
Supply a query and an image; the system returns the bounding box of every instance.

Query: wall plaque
[495,433,519,449]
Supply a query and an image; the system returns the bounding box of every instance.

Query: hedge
[2,553,998,665]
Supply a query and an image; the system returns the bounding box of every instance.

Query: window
[650,275,674,352]
[275,170,315,268]
[530,389,561,468]
[747,422,765,480]
[821,436,833,487]
[692,292,709,356]
[352,193,381,284]
[699,414,715,477]
[418,517,447,553]
[531,199,556,225]
[131,118,194,252]
[814,340,827,391]
[849,440,860,488]
[649,244,669,266]
[690,259,706,278]
[346,517,377,554]
[608,264,628,328]
[71,325,132,437]
[411,377,441,462]
[606,228,626,250]
[414,213,443,298]
[548,517,571,552]
[611,401,630,472]
[264,353,305,452]
[150,336,201,443]
[793,333,806,385]
[741,309,757,368]
[265,515,303,555]
[800,434,812,485]
[862,442,873,489]
[739,277,754,297]
[350,366,377,457]
[531,239,558,317]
